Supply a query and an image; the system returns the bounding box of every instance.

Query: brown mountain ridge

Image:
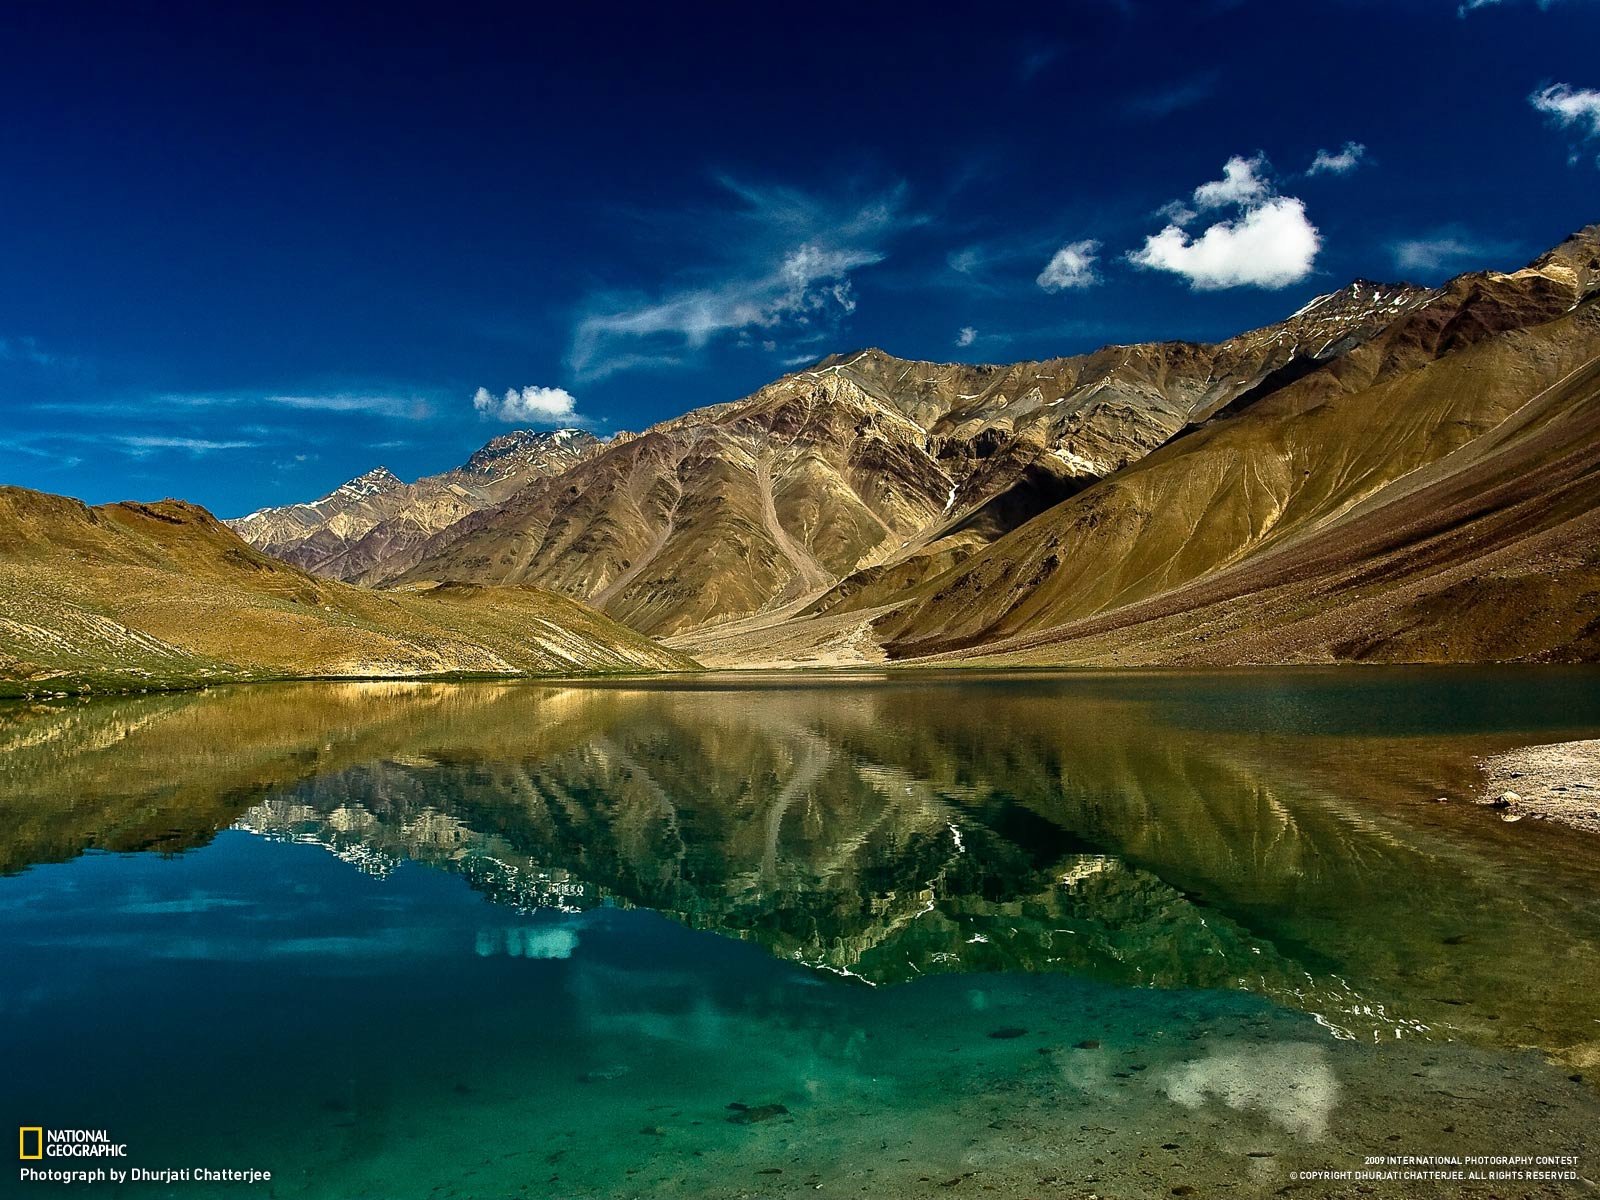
[137,223,1600,671]
[0,486,695,696]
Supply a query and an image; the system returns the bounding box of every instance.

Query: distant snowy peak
[333,466,405,502]
[1228,278,1437,364]
[462,428,598,476]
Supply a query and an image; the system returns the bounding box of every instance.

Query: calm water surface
[3,670,1600,1197]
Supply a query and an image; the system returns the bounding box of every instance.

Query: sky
[3,0,1600,516]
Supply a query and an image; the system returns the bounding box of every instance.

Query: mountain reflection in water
[5,670,1600,1058]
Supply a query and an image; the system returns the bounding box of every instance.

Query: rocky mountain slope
[854,227,1600,665]
[0,485,694,695]
[221,224,1600,668]
[227,428,600,583]
[371,279,1428,636]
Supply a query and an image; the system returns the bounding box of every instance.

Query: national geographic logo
[17,1128,127,1159]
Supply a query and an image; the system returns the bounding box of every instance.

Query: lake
[4,670,1599,1197]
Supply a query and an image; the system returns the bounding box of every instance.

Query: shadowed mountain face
[8,673,1600,1057]
[0,486,694,695]
[226,429,601,584]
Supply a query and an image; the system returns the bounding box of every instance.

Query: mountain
[378,279,1428,636]
[852,227,1600,665]
[0,485,695,696]
[227,428,600,584]
[222,224,1600,668]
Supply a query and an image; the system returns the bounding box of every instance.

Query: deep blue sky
[3,0,1598,516]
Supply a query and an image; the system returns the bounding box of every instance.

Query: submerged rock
[727,1104,790,1125]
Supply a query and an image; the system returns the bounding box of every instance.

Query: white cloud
[1307,141,1367,175]
[1131,197,1320,291]
[1036,240,1102,291]
[1531,83,1600,140]
[570,179,912,379]
[473,385,580,424]
[956,326,977,347]
[1130,155,1320,290]
[1192,154,1271,209]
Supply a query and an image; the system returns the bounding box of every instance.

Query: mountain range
[5,224,1598,691]
[234,225,1600,667]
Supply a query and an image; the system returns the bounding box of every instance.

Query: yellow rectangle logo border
[20,1126,43,1160]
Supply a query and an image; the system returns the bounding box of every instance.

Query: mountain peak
[463,428,598,475]
[1287,278,1429,323]
[335,466,404,499]
[1524,224,1600,299]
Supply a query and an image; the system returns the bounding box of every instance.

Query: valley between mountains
[5,226,1600,692]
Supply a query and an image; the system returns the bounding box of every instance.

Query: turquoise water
[3,670,1600,1196]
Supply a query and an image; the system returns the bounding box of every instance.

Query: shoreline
[1479,739,1600,834]
[8,659,1600,703]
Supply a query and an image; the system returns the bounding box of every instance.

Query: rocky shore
[1479,739,1600,833]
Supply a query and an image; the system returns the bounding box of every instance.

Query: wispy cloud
[1531,83,1600,164]
[569,177,916,380]
[944,239,1055,293]
[1307,141,1367,176]
[1389,229,1515,274]
[1459,0,1564,16]
[158,392,434,420]
[1036,240,1102,291]
[1126,73,1217,120]
[472,384,582,425]
[264,393,434,419]
[0,334,56,367]
[115,435,258,455]
[947,247,985,276]
[1018,44,1060,83]
[955,326,978,348]
[0,436,83,468]
[1129,155,1320,290]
